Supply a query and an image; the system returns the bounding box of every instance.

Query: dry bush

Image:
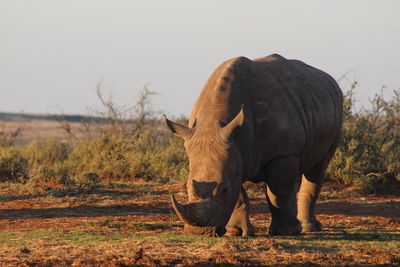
[127,130,188,183]
[58,84,187,185]
[65,130,188,185]
[2,79,399,194]
[58,83,158,140]
[21,140,70,187]
[0,146,28,182]
[0,122,23,147]
[66,133,134,183]
[0,84,188,188]
[327,84,400,194]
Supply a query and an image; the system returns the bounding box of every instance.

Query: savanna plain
[0,86,399,266]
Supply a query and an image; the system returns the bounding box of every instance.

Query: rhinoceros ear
[164,115,194,140]
[221,106,245,139]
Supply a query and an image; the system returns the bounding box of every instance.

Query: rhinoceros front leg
[225,185,255,236]
[265,155,301,235]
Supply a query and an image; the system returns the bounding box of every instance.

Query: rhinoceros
[165,54,343,236]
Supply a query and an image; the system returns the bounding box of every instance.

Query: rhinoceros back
[188,54,343,180]
[250,55,343,176]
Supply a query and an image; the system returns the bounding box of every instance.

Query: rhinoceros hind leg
[301,220,322,232]
[265,155,301,236]
[225,186,255,237]
[297,149,336,232]
[297,173,323,232]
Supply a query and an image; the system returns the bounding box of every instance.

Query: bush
[0,126,188,187]
[149,134,188,183]
[0,122,23,147]
[21,140,70,187]
[1,82,399,195]
[0,146,28,182]
[67,133,134,181]
[327,86,400,194]
[58,84,158,140]
[127,131,188,183]
[23,139,69,165]
[66,130,188,183]
[0,86,189,187]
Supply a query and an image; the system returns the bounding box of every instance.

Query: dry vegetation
[0,85,399,266]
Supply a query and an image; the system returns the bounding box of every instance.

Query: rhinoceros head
[165,108,244,236]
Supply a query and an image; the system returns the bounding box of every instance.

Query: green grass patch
[129,222,170,230]
[87,219,171,230]
[62,230,131,245]
[0,227,225,247]
[0,229,61,247]
[1,227,221,248]
[127,231,222,246]
[0,228,133,247]
[270,228,400,253]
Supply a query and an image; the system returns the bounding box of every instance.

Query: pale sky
[1,0,399,117]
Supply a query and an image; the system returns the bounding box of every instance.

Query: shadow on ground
[316,200,400,218]
[0,203,171,220]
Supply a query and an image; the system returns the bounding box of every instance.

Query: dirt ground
[0,182,399,266]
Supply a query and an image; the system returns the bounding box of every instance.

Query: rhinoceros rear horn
[221,106,245,139]
[164,115,194,140]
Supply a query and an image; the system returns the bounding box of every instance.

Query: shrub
[53,85,186,185]
[127,131,188,183]
[0,146,28,182]
[62,121,188,184]
[0,84,190,187]
[23,139,69,165]
[0,122,23,147]
[148,134,188,183]
[327,86,400,194]
[58,84,158,140]
[21,140,70,186]
[66,133,134,181]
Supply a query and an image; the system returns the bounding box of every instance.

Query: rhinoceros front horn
[171,194,196,225]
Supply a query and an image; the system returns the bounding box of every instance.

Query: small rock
[20,247,31,254]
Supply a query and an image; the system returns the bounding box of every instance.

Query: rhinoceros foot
[225,223,255,237]
[269,222,301,236]
[301,220,322,232]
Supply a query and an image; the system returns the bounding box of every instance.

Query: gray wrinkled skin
[166,54,343,236]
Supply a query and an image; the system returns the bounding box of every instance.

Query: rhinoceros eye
[219,121,227,127]
[222,187,229,194]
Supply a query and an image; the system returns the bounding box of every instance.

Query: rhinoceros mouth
[183,224,226,237]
